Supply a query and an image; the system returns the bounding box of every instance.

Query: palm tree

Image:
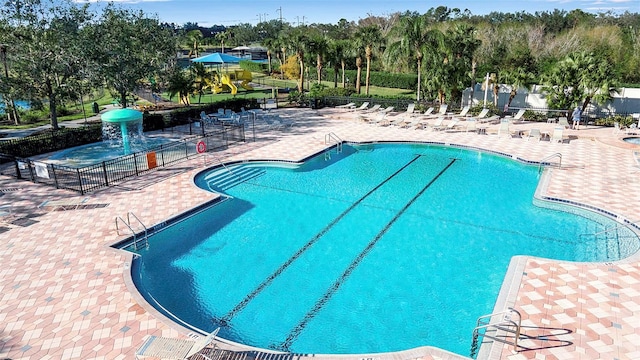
[308,35,328,84]
[287,28,311,92]
[190,62,212,104]
[186,30,203,58]
[385,14,433,101]
[327,39,349,87]
[354,25,382,96]
[262,37,276,75]
[215,31,230,53]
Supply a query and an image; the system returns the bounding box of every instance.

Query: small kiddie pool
[623,137,640,145]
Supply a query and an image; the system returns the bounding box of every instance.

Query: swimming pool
[129,143,639,356]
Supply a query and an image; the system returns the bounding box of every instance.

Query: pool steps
[203,165,265,191]
[115,211,149,251]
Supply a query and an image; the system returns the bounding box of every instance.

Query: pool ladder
[470,308,522,358]
[324,132,343,160]
[115,212,149,251]
[538,153,562,172]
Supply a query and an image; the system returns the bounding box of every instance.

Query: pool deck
[1,108,640,360]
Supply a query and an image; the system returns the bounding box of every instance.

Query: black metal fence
[0,124,245,194]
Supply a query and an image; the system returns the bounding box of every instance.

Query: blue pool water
[46,137,178,167]
[130,143,639,356]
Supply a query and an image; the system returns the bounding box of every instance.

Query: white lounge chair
[552,127,565,143]
[527,128,542,141]
[465,119,478,133]
[335,102,356,109]
[497,119,513,137]
[558,117,570,128]
[361,104,382,113]
[350,102,369,112]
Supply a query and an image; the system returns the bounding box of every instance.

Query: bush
[240,60,267,73]
[596,114,634,127]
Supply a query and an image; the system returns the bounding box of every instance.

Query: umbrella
[191,52,242,64]
[231,46,252,51]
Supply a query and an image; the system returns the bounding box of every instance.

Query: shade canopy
[191,52,243,64]
[101,108,143,123]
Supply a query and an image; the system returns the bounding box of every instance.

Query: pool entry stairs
[204,162,265,191]
[115,212,148,251]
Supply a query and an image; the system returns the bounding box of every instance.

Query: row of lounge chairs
[200,108,295,129]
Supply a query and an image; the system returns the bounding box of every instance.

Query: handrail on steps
[325,132,343,153]
[538,152,562,171]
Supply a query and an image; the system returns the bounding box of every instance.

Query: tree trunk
[469,60,476,106]
[120,91,128,109]
[298,54,304,93]
[333,65,339,88]
[507,89,517,108]
[317,54,322,84]
[416,58,422,102]
[355,57,362,94]
[341,61,346,88]
[365,56,371,96]
[47,83,59,130]
[267,51,272,74]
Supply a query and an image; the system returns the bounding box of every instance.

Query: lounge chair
[350,102,369,112]
[453,105,470,117]
[421,107,435,117]
[477,108,500,123]
[135,327,219,360]
[465,119,478,133]
[427,116,446,130]
[363,112,388,125]
[552,127,565,143]
[398,117,421,129]
[437,118,461,132]
[335,102,356,109]
[497,119,513,137]
[361,104,382,113]
[527,128,542,141]
[379,106,395,114]
[558,117,570,128]
[508,108,526,122]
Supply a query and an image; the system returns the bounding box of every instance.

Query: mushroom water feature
[101,108,143,155]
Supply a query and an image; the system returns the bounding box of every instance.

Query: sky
[75,0,640,27]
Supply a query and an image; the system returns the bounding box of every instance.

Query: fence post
[51,164,60,190]
[77,168,85,195]
[184,140,189,159]
[133,154,139,176]
[102,161,109,186]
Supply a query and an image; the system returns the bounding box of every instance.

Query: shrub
[143,112,165,131]
[240,60,267,73]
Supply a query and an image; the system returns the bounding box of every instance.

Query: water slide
[234,70,254,91]
[220,74,237,95]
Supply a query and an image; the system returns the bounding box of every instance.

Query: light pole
[0,44,19,125]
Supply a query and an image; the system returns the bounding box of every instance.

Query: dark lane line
[278,158,458,351]
[217,155,423,325]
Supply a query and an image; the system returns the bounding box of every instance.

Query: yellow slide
[235,70,254,91]
[221,74,237,95]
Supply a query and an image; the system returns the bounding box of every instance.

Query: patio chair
[335,102,356,109]
[360,104,382,114]
[350,102,369,112]
[465,119,478,133]
[497,119,513,137]
[558,117,570,128]
[552,127,565,143]
[527,128,542,141]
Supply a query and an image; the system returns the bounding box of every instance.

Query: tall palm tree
[287,28,311,92]
[385,14,434,101]
[215,31,230,53]
[262,37,276,75]
[354,25,382,96]
[328,39,349,87]
[190,62,212,104]
[186,30,203,58]
[308,35,328,84]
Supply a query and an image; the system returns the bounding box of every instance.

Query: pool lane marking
[217,154,423,325]
[278,158,458,351]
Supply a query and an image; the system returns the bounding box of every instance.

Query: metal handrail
[127,212,148,247]
[473,308,522,351]
[325,132,343,153]
[115,215,141,250]
[538,152,562,171]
